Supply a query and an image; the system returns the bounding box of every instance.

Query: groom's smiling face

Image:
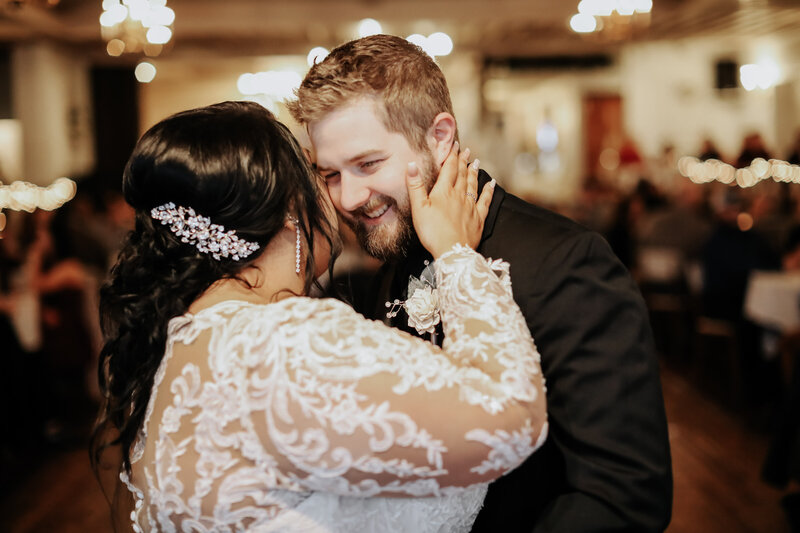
[309,97,437,261]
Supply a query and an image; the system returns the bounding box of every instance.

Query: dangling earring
[289,217,301,274]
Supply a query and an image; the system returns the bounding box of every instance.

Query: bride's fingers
[406,162,428,212]
[465,157,479,201]
[454,147,470,196]
[475,177,496,220]
[433,141,460,192]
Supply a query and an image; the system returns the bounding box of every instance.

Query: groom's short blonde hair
[287,34,455,153]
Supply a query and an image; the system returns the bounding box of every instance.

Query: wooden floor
[0,364,794,532]
[663,364,791,532]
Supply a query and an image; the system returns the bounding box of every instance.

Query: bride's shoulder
[176,298,372,340]
[217,297,374,345]
[229,296,362,324]
[280,296,365,322]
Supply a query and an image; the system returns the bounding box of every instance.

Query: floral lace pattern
[123,245,547,532]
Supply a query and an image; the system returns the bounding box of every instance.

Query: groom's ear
[426,113,457,167]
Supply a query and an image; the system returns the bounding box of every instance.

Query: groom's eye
[360,159,383,171]
[321,171,340,181]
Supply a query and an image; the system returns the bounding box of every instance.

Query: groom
[289,34,672,532]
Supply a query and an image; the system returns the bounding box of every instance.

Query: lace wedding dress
[121,245,547,532]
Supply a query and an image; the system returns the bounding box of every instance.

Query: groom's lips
[354,202,394,227]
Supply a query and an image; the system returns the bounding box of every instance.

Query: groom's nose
[338,173,372,212]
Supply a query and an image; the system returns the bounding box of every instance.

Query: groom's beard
[344,155,437,262]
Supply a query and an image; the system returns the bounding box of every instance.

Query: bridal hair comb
[150,202,260,261]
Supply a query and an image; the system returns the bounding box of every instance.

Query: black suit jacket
[349,171,673,532]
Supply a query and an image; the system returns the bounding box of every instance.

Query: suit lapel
[478,169,505,244]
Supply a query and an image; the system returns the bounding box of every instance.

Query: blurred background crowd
[0,180,131,463]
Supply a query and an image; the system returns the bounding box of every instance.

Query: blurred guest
[702,188,778,319]
[605,195,637,269]
[15,209,96,441]
[573,174,618,234]
[619,135,643,166]
[650,144,680,195]
[616,135,646,193]
[605,179,667,271]
[698,138,722,161]
[787,130,800,166]
[56,189,110,274]
[59,186,133,275]
[638,179,713,264]
[736,132,772,168]
[762,180,800,530]
[702,188,780,409]
[781,223,800,272]
[751,183,795,259]
[762,324,800,532]
[0,224,35,471]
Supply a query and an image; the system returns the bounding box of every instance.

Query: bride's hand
[406,142,495,259]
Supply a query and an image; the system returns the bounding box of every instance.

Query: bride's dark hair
[90,101,336,479]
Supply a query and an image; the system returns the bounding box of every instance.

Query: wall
[0,119,23,181]
[476,32,800,202]
[620,34,800,161]
[479,65,619,203]
[11,41,94,185]
[138,57,253,133]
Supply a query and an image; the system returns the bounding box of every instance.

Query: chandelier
[569,0,653,40]
[99,0,175,57]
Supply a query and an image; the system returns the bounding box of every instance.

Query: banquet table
[744,270,800,332]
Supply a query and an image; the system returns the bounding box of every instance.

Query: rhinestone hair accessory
[150,202,260,261]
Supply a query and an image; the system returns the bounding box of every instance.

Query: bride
[90,101,547,532]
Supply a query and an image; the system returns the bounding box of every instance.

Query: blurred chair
[692,314,743,408]
[688,259,746,408]
[762,328,800,500]
[636,245,694,367]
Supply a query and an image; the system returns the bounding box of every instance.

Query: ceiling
[1,0,800,62]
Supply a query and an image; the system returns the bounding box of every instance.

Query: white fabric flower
[405,286,441,334]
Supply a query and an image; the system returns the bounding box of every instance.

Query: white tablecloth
[744,270,800,332]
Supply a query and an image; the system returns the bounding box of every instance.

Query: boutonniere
[386,260,441,336]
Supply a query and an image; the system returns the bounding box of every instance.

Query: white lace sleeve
[241,244,547,497]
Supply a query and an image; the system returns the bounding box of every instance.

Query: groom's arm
[525,230,672,532]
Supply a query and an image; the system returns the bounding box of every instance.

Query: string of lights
[0,177,76,213]
[678,156,800,188]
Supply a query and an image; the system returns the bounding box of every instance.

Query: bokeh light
[358,18,382,38]
[307,46,329,67]
[135,61,157,83]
